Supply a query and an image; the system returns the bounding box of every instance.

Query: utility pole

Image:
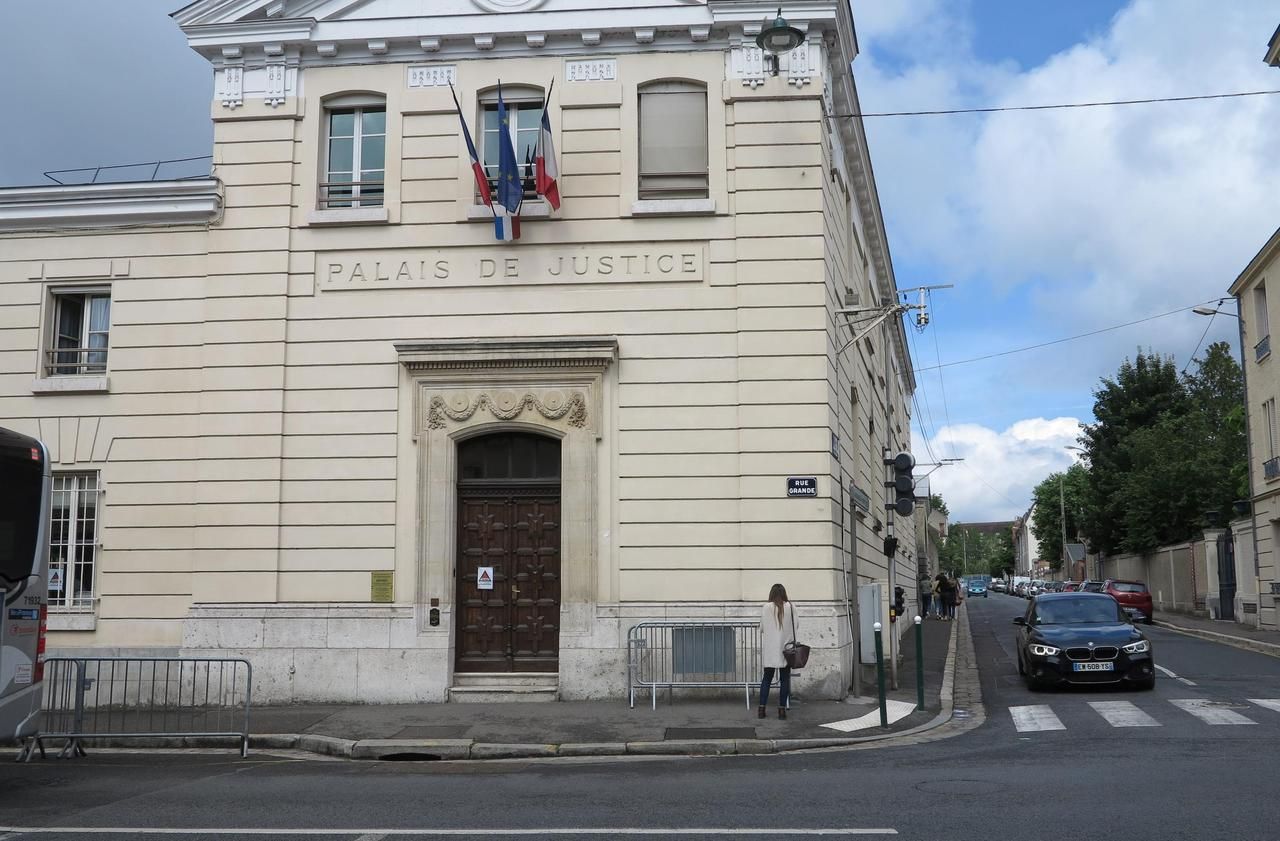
[1059,474,1068,575]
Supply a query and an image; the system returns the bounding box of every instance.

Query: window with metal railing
[46,290,110,376]
[1265,456,1280,481]
[48,472,100,611]
[320,103,385,209]
[478,87,545,202]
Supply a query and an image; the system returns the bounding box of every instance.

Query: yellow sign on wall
[370,571,394,603]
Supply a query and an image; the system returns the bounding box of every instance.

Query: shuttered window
[638,81,709,199]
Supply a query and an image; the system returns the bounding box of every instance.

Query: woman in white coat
[758,583,795,719]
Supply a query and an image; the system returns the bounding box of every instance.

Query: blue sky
[1,1,1276,523]
[853,0,1279,521]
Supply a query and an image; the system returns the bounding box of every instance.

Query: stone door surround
[396,336,617,646]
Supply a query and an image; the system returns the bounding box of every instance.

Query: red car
[1105,579,1154,624]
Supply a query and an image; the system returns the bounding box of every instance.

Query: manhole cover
[665,727,757,740]
[915,780,1001,795]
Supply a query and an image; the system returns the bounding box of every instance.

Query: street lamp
[756,8,806,76]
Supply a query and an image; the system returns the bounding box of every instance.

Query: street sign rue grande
[787,477,818,497]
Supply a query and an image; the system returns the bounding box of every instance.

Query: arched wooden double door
[455,432,561,672]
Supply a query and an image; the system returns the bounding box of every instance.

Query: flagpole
[449,81,497,225]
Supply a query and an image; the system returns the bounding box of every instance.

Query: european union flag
[495,83,523,214]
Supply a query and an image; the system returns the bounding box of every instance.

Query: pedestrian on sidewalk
[758,583,794,720]
[945,575,959,620]
[933,574,948,619]
[919,573,933,620]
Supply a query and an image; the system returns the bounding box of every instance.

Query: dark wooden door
[455,433,561,673]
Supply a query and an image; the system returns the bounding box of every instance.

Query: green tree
[1076,343,1246,556]
[1111,342,1247,553]
[928,494,948,516]
[987,529,1015,578]
[1080,350,1188,555]
[1030,463,1089,570]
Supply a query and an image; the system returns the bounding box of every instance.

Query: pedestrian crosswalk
[1008,699,1280,733]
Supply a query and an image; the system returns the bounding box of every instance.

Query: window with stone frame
[48,472,100,611]
[638,80,709,200]
[478,86,544,202]
[45,288,110,377]
[320,95,386,209]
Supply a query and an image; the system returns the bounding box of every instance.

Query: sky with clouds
[0,1,1276,524]
[853,0,1280,524]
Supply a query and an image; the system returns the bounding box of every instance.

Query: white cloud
[865,0,1276,518]
[916,417,1083,522]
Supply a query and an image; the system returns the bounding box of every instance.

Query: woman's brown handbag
[783,608,811,669]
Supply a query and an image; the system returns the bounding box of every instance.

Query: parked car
[1080,580,1106,593]
[968,581,988,597]
[1062,581,1081,592]
[990,580,1006,593]
[1105,579,1154,624]
[1014,592,1156,690]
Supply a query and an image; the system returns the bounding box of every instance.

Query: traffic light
[886,451,916,516]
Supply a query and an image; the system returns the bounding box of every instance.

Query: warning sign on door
[477,567,494,590]
[48,568,63,592]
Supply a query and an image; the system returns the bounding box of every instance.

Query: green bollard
[874,621,887,728]
[914,615,925,710]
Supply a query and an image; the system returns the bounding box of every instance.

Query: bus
[0,426,51,745]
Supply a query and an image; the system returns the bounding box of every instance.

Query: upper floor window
[1255,283,1271,362]
[321,96,385,209]
[480,87,544,201]
[638,80,709,200]
[47,289,110,377]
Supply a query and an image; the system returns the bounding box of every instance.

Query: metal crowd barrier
[626,620,763,709]
[21,657,253,760]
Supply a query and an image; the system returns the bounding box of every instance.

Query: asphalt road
[3,596,1279,841]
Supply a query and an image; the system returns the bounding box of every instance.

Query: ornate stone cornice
[396,337,618,374]
[0,179,223,233]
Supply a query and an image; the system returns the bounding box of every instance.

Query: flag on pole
[536,79,561,210]
[493,82,523,240]
[495,83,524,215]
[449,82,491,209]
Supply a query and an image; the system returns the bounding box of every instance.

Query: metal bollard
[873,621,887,728]
[914,615,925,710]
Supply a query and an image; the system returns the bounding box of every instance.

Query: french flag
[494,206,519,241]
[449,82,492,209]
[536,80,561,210]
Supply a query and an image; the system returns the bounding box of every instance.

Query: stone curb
[63,621,968,763]
[1153,620,1280,659]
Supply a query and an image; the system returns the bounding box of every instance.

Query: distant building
[1012,504,1039,578]
[1229,225,1280,630]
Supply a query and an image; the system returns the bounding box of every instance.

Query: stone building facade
[0,0,917,702]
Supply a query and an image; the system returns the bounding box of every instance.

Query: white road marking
[355,835,388,841]
[0,830,898,837]
[1154,664,1197,686]
[1248,699,1280,713]
[821,699,917,732]
[1009,705,1065,732]
[1169,699,1257,725]
[1087,700,1161,727]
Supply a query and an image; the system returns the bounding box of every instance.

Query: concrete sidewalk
[238,615,959,760]
[1155,612,1280,657]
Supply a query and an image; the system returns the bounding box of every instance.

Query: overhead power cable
[829,89,1280,119]
[911,303,1207,374]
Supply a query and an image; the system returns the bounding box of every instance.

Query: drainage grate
[664,727,757,740]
